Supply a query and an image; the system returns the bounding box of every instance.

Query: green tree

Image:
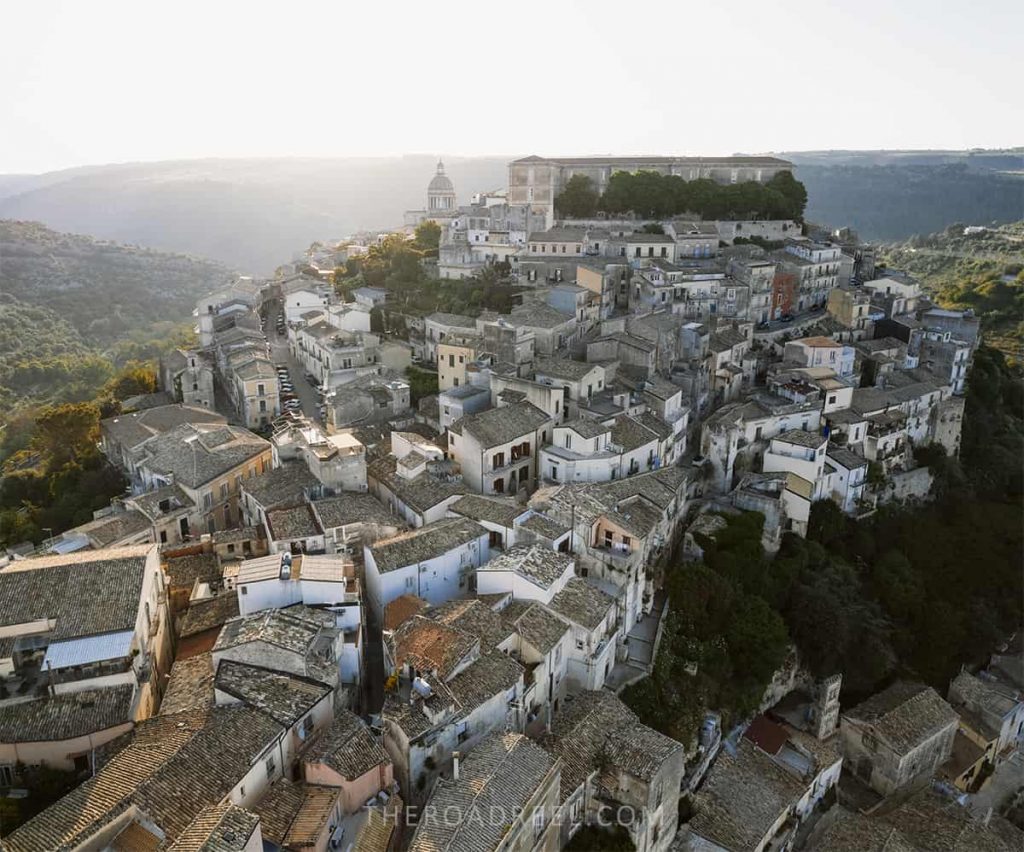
[554,175,599,218]
[413,221,442,254]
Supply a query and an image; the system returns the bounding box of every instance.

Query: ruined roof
[240,464,318,509]
[449,494,526,528]
[251,780,339,849]
[0,546,148,641]
[389,616,478,680]
[548,578,615,631]
[304,710,390,781]
[369,518,486,573]
[844,681,958,756]
[477,544,573,591]
[409,733,556,852]
[449,401,550,447]
[0,685,134,742]
[214,660,332,727]
[383,594,430,631]
[427,598,515,650]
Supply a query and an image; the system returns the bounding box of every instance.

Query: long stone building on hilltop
[509,154,794,227]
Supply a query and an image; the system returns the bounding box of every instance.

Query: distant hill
[0,220,231,414]
[0,157,510,275]
[881,221,1024,358]
[1,151,1019,274]
[777,149,1024,242]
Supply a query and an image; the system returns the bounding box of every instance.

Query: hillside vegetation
[0,220,227,414]
[882,221,1024,357]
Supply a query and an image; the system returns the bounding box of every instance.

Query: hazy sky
[3,0,1021,174]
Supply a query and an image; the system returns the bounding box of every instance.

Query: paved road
[266,307,323,424]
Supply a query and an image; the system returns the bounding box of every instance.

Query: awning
[42,630,134,670]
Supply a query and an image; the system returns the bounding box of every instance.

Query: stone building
[840,681,958,797]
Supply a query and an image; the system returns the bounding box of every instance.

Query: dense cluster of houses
[0,155,1017,852]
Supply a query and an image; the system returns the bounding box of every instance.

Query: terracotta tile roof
[165,552,221,590]
[159,654,216,716]
[383,594,430,631]
[178,594,240,639]
[690,736,805,850]
[214,660,332,727]
[0,546,148,641]
[500,600,569,655]
[304,710,390,781]
[548,578,615,631]
[427,598,515,649]
[844,681,958,756]
[110,820,162,851]
[409,732,555,852]
[0,685,133,742]
[252,780,339,848]
[354,801,402,852]
[388,617,478,679]
[477,545,573,591]
[543,691,682,804]
[369,518,486,573]
[165,804,261,852]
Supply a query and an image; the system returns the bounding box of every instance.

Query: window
[220,483,229,499]
[564,434,572,449]
[576,638,585,650]
[301,714,314,739]
[257,383,265,397]
[259,399,267,412]
[492,452,505,469]
[828,395,837,405]
[449,354,455,367]
[551,464,559,481]
[265,755,277,779]
[635,247,641,258]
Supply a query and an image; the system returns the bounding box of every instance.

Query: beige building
[136,423,274,534]
[437,332,483,391]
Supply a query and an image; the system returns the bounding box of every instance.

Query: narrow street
[265,300,323,424]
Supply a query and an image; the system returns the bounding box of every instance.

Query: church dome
[428,160,455,193]
[427,160,456,213]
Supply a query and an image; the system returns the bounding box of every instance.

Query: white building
[363,518,490,621]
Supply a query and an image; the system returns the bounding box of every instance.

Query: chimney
[453,751,461,781]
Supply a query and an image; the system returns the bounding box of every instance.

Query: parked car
[780,313,795,323]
